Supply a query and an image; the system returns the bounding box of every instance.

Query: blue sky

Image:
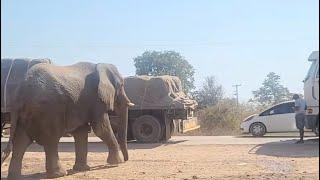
[1,0,319,102]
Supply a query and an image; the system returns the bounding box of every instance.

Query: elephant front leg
[72,125,90,171]
[92,113,123,164]
[44,141,67,178]
[7,126,32,180]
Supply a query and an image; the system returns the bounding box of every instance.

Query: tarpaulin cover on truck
[124,75,197,110]
[1,58,52,112]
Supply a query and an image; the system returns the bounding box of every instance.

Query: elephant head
[96,63,133,161]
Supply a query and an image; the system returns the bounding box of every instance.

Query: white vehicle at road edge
[240,101,298,136]
[303,51,319,136]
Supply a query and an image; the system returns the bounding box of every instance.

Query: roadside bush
[189,98,258,136]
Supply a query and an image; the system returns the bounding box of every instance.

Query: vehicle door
[258,108,274,131]
[266,102,296,132]
[285,102,298,131]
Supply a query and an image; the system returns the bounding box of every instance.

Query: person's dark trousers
[299,129,304,141]
[295,113,305,144]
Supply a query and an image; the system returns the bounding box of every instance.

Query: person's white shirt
[294,98,306,115]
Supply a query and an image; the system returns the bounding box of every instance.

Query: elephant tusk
[127,102,135,107]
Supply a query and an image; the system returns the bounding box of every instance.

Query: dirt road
[1,135,319,180]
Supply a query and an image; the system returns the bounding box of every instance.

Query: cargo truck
[111,75,199,143]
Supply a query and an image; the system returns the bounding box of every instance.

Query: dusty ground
[1,135,319,180]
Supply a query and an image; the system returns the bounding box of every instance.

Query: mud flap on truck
[305,115,318,129]
[173,117,200,133]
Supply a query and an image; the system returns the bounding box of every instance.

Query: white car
[240,101,299,136]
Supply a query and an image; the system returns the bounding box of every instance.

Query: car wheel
[132,115,162,143]
[250,123,266,137]
[314,127,319,136]
[314,121,319,136]
[170,120,175,136]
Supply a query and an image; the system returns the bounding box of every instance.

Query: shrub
[194,98,258,135]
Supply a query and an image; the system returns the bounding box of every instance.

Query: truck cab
[303,51,319,135]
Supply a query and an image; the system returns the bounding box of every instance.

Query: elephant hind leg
[92,113,122,164]
[7,125,32,180]
[43,140,67,178]
[72,125,90,171]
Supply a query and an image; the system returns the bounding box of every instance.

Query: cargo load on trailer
[124,75,197,110]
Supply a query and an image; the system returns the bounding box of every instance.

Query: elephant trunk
[118,106,129,161]
[116,85,134,162]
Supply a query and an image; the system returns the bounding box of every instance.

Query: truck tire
[132,115,162,143]
[1,122,6,137]
[1,123,3,137]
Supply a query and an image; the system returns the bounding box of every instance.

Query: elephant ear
[96,63,116,111]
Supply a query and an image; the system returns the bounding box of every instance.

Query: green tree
[191,76,223,108]
[134,50,195,93]
[250,72,291,107]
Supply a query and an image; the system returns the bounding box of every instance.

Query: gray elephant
[1,62,133,179]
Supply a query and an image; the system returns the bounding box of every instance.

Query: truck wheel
[1,122,6,137]
[132,115,162,143]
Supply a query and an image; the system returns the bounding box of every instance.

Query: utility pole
[232,84,241,106]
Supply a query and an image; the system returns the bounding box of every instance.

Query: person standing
[293,94,307,144]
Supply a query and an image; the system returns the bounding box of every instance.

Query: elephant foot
[46,168,67,179]
[107,150,123,165]
[73,163,90,171]
[7,173,23,180]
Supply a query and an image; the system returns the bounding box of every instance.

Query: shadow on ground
[0,140,185,179]
[236,135,316,138]
[236,131,316,138]
[0,164,119,180]
[248,138,319,158]
[1,140,187,153]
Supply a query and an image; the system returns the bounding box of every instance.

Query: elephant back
[1,58,52,112]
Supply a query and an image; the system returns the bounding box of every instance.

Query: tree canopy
[191,76,224,108]
[250,72,292,107]
[133,50,195,93]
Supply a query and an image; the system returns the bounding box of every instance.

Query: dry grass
[183,99,258,136]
